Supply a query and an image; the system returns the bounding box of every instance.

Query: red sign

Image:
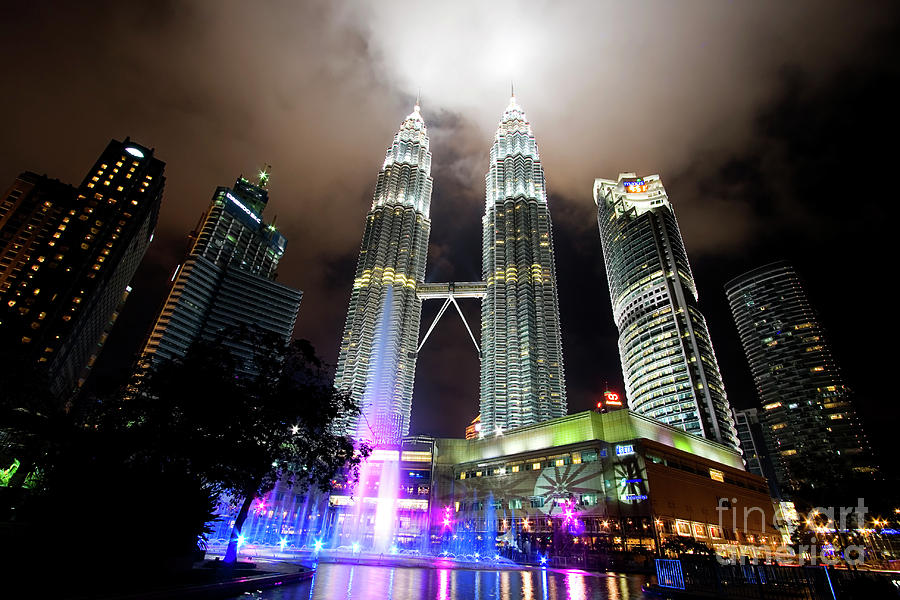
[604,391,622,406]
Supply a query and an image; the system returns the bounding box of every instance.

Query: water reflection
[245,563,646,600]
[565,572,586,600]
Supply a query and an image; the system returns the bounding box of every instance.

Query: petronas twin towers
[335,96,567,445]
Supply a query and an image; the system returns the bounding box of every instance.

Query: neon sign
[615,444,634,456]
[623,179,649,193]
[625,494,648,501]
[604,391,622,406]
[226,192,262,224]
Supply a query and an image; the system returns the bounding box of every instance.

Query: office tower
[734,408,781,498]
[142,173,301,378]
[593,174,739,450]
[479,95,568,437]
[334,103,433,445]
[725,261,874,492]
[0,138,164,399]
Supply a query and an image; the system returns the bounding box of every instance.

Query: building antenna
[511,81,515,99]
[258,164,272,188]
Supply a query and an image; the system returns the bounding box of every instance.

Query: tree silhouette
[130,327,367,565]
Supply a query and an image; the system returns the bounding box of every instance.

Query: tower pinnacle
[257,164,271,188]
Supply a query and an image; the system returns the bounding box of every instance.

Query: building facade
[0,138,164,399]
[334,103,433,445]
[480,96,567,437]
[141,174,301,378]
[434,410,777,562]
[725,261,874,494]
[593,174,739,451]
[734,408,781,499]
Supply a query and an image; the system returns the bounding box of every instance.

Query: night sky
[2,2,897,463]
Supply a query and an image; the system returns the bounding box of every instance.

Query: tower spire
[257,164,271,188]
[511,81,515,99]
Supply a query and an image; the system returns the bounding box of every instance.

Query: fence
[653,557,900,599]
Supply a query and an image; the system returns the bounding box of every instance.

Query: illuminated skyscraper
[141,173,302,378]
[480,96,567,436]
[0,138,164,400]
[334,103,432,445]
[593,174,739,450]
[726,262,875,492]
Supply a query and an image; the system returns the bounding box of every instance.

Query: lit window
[532,462,541,470]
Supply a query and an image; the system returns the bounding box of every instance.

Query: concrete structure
[334,103,433,445]
[726,261,875,494]
[0,138,164,399]
[593,174,739,451]
[480,95,568,436]
[141,173,301,378]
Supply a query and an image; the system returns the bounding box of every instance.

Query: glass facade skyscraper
[142,174,301,378]
[725,261,874,493]
[334,104,432,445]
[480,96,567,436]
[593,174,738,450]
[0,138,164,399]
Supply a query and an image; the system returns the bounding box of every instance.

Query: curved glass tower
[593,174,738,450]
[480,96,567,436]
[726,262,874,491]
[334,103,433,445]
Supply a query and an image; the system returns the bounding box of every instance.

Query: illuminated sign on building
[615,444,634,456]
[709,468,725,482]
[226,192,262,224]
[624,494,648,501]
[623,179,649,193]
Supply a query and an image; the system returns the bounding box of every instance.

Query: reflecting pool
[241,563,647,599]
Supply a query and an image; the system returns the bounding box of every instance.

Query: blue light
[279,538,288,549]
[540,555,547,565]
[616,444,634,456]
[313,539,323,552]
[237,534,245,546]
[352,542,360,553]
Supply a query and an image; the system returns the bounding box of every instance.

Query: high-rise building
[141,173,301,378]
[479,96,567,436]
[0,138,164,399]
[334,103,432,445]
[734,408,781,498]
[593,174,739,450]
[725,261,874,493]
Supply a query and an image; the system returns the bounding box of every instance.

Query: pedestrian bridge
[414,282,486,355]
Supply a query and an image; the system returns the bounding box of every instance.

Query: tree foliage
[127,327,368,562]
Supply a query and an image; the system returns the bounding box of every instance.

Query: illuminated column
[593,174,739,450]
[334,103,433,445]
[480,95,568,436]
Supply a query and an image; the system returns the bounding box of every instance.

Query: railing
[654,557,900,599]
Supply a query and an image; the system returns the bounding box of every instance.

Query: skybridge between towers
[414,281,486,356]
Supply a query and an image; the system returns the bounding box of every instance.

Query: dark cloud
[1,2,897,452]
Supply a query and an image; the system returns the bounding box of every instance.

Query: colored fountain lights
[559,498,586,536]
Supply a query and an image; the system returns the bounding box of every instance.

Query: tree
[130,327,367,565]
